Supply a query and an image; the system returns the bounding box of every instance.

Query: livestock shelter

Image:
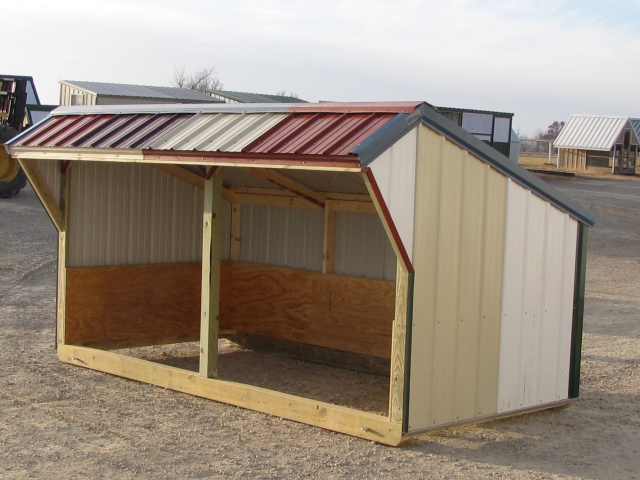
[6,101,593,445]
[554,114,639,174]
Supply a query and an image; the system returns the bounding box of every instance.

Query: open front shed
[554,114,639,174]
[7,101,593,445]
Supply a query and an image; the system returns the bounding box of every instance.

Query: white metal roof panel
[148,112,288,152]
[554,115,628,151]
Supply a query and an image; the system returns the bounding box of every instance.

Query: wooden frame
[57,344,403,445]
[23,157,412,445]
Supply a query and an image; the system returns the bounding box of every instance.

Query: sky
[9,0,640,136]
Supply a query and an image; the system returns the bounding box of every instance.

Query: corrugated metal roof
[6,101,595,226]
[61,80,221,103]
[11,109,394,156]
[210,90,307,104]
[554,114,628,151]
[631,118,640,141]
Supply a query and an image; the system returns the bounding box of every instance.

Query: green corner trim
[569,224,588,398]
[402,272,415,433]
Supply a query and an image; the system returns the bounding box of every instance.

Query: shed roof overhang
[6,101,594,227]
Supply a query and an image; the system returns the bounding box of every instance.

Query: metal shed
[5,101,593,445]
[554,114,639,174]
[59,80,221,107]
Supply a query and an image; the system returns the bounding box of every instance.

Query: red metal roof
[243,112,395,156]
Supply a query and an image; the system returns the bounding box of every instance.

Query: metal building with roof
[554,114,639,174]
[5,101,593,445]
[209,89,307,104]
[59,80,222,107]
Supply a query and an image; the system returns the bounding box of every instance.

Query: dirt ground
[1,166,640,479]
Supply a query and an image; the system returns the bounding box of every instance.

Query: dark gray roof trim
[355,103,593,227]
[419,106,595,227]
[211,90,307,104]
[353,107,425,166]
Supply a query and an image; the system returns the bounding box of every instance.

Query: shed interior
[54,159,405,427]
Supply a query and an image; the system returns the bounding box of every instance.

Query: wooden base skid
[58,344,404,446]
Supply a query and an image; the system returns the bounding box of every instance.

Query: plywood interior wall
[65,261,396,358]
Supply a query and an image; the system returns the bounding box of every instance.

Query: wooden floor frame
[57,344,404,445]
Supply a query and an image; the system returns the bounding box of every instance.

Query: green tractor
[0,75,56,198]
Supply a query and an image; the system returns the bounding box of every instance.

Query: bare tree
[275,90,299,98]
[171,65,223,93]
[536,121,565,141]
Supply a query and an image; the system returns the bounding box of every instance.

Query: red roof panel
[243,112,395,156]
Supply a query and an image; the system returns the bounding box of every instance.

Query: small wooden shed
[6,101,593,445]
[554,114,639,174]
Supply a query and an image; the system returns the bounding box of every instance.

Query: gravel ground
[1,175,639,480]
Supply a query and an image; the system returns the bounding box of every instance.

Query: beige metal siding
[408,125,507,431]
[67,162,210,267]
[558,148,587,169]
[33,159,62,206]
[368,128,417,263]
[334,211,397,281]
[59,83,97,106]
[239,204,324,271]
[497,181,578,412]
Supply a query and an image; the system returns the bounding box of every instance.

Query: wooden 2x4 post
[200,169,223,378]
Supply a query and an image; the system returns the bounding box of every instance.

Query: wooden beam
[389,260,409,424]
[200,170,223,378]
[230,187,372,203]
[18,158,63,231]
[56,165,71,347]
[322,201,336,274]
[152,164,205,189]
[58,344,403,445]
[230,203,242,261]
[224,191,321,209]
[244,167,326,208]
[326,198,377,214]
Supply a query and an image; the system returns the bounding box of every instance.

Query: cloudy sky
[9,0,640,136]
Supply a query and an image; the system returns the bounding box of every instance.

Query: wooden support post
[56,164,71,347]
[322,200,336,274]
[230,203,242,261]
[200,169,223,378]
[389,260,410,424]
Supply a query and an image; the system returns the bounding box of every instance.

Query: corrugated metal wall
[408,125,507,432]
[558,149,587,169]
[497,180,578,412]
[369,128,417,263]
[33,159,62,206]
[67,162,214,267]
[334,211,397,281]
[238,205,395,281]
[59,84,97,106]
[239,204,324,272]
